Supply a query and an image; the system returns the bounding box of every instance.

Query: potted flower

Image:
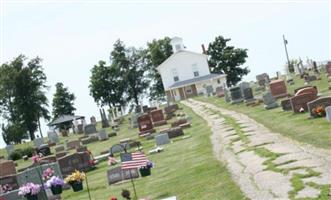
[139,161,153,177]
[18,182,41,200]
[312,105,326,117]
[31,155,41,164]
[46,176,64,195]
[64,170,85,192]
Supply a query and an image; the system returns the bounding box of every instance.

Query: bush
[22,146,35,157]
[9,149,23,160]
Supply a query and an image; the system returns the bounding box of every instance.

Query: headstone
[5,145,14,158]
[57,152,91,176]
[98,129,109,141]
[90,116,96,124]
[325,62,331,76]
[224,89,231,103]
[256,73,270,86]
[34,137,44,148]
[294,86,318,94]
[0,175,19,193]
[109,145,126,155]
[308,75,317,82]
[242,87,254,103]
[164,104,179,114]
[47,131,59,144]
[142,105,149,113]
[290,93,317,113]
[37,144,51,156]
[326,106,331,122]
[281,99,292,111]
[130,113,140,128]
[0,160,17,177]
[137,114,154,135]
[55,145,65,152]
[150,109,167,126]
[155,133,170,146]
[295,86,318,98]
[66,140,81,150]
[307,97,331,117]
[215,87,225,97]
[84,124,97,135]
[160,127,184,139]
[76,146,88,153]
[205,85,214,96]
[171,118,188,127]
[77,124,84,134]
[107,166,139,185]
[100,108,110,128]
[269,80,288,99]
[263,92,278,109]
[55,152,67,159]
[229,86,243,104]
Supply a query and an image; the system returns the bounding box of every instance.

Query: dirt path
[182,99,331,200]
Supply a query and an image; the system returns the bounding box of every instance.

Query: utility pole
[283,34,291,72]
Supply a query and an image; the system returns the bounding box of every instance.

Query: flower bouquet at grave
[45,176,64,195]
[312,105,326,117]
[0,184,13,193]
[18,182,41,200]
[31,155,41,164]
[42,168,55,181]
[139,161,154,177]
[64,170,85,192]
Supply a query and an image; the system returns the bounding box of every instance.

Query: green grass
[195,75,331,150]
[1,104,245,200]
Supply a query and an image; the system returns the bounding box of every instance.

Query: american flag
[121,152,148,170]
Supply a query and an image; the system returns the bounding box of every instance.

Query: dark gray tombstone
[84,124,97,135]
[55,145,65,152]
[100,108,110,128]
[263,92,278,109]
[98,129,108,141]
[281,99,292,111]
[229,86,243,104]
[57,152,91,177]
[37,144,51,156]
[307,97,331,118]
[155,133,170,146]
[243,88,254,103]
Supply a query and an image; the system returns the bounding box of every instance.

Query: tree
[125,47,150,105]
[146,37,173,100]
[208,36,249,86]
[89,60,126,108]
[52,82,76,120]
[0,55,50,142]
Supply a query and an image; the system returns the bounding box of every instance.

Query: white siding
[159,51,210,90]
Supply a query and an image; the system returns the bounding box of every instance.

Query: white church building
[157,37,227,102]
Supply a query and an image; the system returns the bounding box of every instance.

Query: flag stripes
[121,152,147,170]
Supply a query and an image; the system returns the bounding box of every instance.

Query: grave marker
[137,114,154,135]
[281,99,292,111]
[155,133,170,146]
[326,106,331,122]
[263,92,278,109]
[107,166,139,185]
[57,152,91,177]
[229,86,243,104]
[269,80,288,99]
[34,138,44,148]
[256,73,270,86]
[47,131,59,144]
[150,109,167,126]
[290,93,317,113]
[0,160,17,177]
[84,124,97,135]
[66,140,81,150]
[307,97,331,117]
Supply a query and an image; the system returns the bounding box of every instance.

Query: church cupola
[170,37,185,53]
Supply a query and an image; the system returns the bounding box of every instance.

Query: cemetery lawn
[0,104,245,199]
[195,75,331,150]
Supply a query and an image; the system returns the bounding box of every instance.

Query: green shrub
[9,149,23,160]
[22,146,35,157]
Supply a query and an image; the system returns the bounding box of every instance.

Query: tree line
[0,35,249,144]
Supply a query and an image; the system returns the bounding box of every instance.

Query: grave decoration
[64,170,85,192]
[18,182,41,200]
[307,97,331,118]
[269,79,288,99]
[45,176,64,195]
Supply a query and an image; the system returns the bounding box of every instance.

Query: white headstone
[326,106,331,122]
[47,131,59,143]
[98,129,108,141]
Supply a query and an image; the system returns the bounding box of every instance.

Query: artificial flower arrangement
[45,176,64,195]
[18,182,41,200]
[312,105,326,117]
[64,170,86,192]
[139,161,154,177]
[42,168,55,181]
[0,184,13,193]
[31,155,41,164]
[108,156,118,166]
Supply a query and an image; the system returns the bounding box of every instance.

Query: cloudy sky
[0,0,330,147]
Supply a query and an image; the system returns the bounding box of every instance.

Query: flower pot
[25,194,38,200]
[50,185,63,195]
[139,168,151,177]
[70,181,83,192]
